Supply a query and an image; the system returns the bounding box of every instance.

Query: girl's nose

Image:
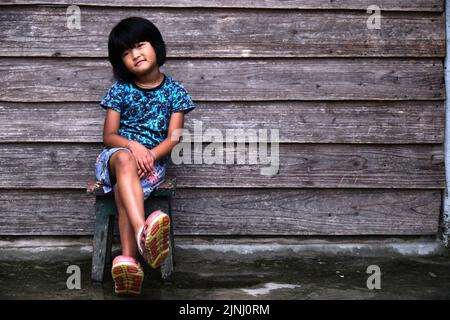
[131,48,140,59]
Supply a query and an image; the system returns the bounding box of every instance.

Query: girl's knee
[110,150,136,171]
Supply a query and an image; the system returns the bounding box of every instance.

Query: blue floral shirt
[100,74,195,152]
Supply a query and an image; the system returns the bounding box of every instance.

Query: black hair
[107,17,166,82]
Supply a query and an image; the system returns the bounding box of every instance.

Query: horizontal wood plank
[0,101,444,144]
[0,58,444,102]
[0,189,440,235]
[0,7,444,58]
[0,1,443,11]
[0,143,443,189]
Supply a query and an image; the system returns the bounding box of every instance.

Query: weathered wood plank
[167,188,442,235]
[0,7,444,57]
[0,101,444,144]
[0,189,441,235]
[0,143,443,189]
[0,1,443,11]
[0,58,444,102]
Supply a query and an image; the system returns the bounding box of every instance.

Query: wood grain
[0,1,445,239]
[0,0,443,11]
[0,101,443,144]
[0,189,440,235]
[0,143,443,189]
[0,58,444,102]
[0,7,444,57]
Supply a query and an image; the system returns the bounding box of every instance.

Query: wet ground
[1,246,450,300]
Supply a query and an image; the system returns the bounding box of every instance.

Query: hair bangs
[111,24,149,56]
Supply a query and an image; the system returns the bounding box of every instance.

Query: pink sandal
[111,255,144,296]
[137,210,171,269]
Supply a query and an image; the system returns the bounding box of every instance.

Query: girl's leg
[114,188,138,258]
[109,150,145,253]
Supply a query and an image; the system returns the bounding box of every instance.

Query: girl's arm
[150,111,185,161]
[102,109,129,148]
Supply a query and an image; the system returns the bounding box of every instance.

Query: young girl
[95,17,195,296]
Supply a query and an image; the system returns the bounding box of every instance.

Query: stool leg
[161,234,174,281]
[168,194,175,266]
[161,195,174,281]
[91,198,114,283]
[105,216,115,264]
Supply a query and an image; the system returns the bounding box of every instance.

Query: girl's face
[121,41,157,76]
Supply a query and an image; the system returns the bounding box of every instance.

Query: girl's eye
[138,43,145,48]
[122,52,129,57]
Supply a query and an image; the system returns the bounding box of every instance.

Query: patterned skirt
[95,147,166,200]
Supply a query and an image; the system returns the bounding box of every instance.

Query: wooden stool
[87,177,176,283]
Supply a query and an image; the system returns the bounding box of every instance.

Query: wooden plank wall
[0,1,445,237]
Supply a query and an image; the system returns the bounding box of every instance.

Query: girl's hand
[127,141,154,179]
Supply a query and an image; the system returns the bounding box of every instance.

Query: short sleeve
[100,82,125,113]
[170,83,195,115]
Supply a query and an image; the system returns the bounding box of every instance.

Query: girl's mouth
[135,60,145,66]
